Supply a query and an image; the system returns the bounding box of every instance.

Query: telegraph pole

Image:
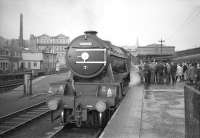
[158,38,165,56]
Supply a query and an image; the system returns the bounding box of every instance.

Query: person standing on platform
[156,62,164,84]
[143,62,151,88]
[163,63,168,84]
[150,61,156,84]
[176,64,183,82]
[155,62,159,84]
[166,62,171,84]
[170,62,177,85]
[182,62,188,81]
[188,63,197,84]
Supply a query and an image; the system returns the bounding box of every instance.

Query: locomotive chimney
[84,31,97,36]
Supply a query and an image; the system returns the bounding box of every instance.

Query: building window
[28,62,31,69]
[3,62,5,70]
[5,62,8,68]
[34,62,37,67]
[6,51,9,56]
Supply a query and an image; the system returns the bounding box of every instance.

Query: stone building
[29,34,69,66]
[0,46,22,73]
[136,43,175,62]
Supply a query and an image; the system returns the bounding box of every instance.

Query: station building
[136,43,175,62]
[22,50,57,75]
[29,34,70,67]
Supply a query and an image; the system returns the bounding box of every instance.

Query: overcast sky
[0,0,200,50]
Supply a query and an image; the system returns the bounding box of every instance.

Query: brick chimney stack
[19,13,24,48]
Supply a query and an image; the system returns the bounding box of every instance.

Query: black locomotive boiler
[47,31,131,127]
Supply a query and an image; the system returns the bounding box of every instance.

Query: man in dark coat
[143,62,151,88]
[156,62,164,84]
[170,62,177,85]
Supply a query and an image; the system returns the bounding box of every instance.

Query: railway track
[0,101,50,136]
[46,125,102,138]
[0,79,24,92]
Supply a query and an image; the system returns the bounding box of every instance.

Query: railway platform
[100,70,185,138]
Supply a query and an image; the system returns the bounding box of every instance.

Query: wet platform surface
[100,68,185,138]
[100,85,144,138]
[142,88,184,138]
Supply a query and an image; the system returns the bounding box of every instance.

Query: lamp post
[158,39,165,56]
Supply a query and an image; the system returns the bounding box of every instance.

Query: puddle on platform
[166,109,185,118]
[169,98,184,108]
[144,91,155,100]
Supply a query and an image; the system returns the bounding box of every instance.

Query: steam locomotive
[47,31,131,127]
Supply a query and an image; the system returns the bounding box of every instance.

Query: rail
[0,79,24,88]
[46,125,102,138]
[0,79,24,93]
[0,101,50,136]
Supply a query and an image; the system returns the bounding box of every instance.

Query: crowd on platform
[138,61,200,90]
